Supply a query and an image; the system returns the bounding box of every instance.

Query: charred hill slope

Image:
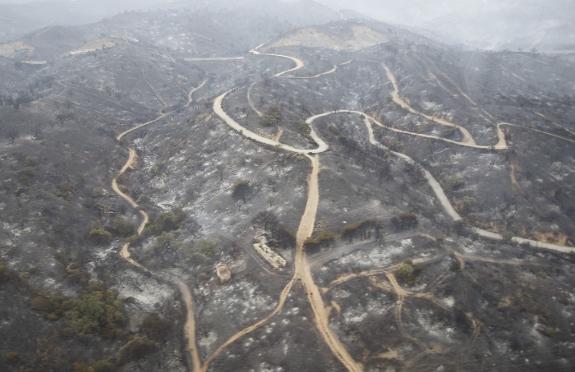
[1,9,575,372]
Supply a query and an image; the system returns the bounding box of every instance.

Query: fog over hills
[1,0,574,52]
[318,0,575,52]
[0,0,340,42]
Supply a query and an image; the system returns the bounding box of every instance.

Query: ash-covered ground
[1,4,575,372]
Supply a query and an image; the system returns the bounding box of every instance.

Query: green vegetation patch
[31,288,127,338]
[88,227,113,245]
[140,313,172,342]
[110,217,137,237]
[305,231,337,248]
[260,107,282,127]
[116,336,158,365]
[396,261,419,285]
[0,259,7,283]
[196,240,218,258]
[146,208,186,236]
[296,121,311,136]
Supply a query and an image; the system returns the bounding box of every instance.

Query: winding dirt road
[111,80,207,372]
[305,110,575,254]
[214,89,328,154]
[287,60,353,80]
[212,90,362,371]
[116,80,207,143]
[250,43,352,80]
[210,53,575,368]
[384,64,575,150]
[296,155,363,372]
[202,278,296,371]
[384,65,477,146]
[175,279,203,372]
[117,45,575,371]
[250,43,305,78]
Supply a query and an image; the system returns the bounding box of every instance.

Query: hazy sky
[1,0,573,50]
[0,0,568,23]
[317,0,570,25]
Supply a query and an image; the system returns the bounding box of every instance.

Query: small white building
[253,233,287,270]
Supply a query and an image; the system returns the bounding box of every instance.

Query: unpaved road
[213,91,362,371]
[116,79,207,142]
[305,110,575,254]
[111,45,575,371]
[175,279,203,372]
[286,60,352,80]
[214,89,328,154]
[251,43,352,80]
[116,112,171,142]
[384,64,477,146]
[111,81,207,372]
[211,57,575,369]
[111,148,151,270]
[201,278,296,371]
[250,43,305,78]
[384,64,575,150]
[296,155,364,372]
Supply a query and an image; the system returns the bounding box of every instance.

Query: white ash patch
[199,330,218,351]
[242,336,255,349]
[115,271,173,312]
[529,316,545,345]
[256,362,285,372]
[492,338,511,356]
[3,222,31,238]
[448,152,466,163]
[421,101,442,111]
[443,297,455,308]
[286,307,301,316]
[366,298,394,316]
[203,280,275,324]
[157,195,178,211]
[337,239,410,268]
[0,319,11,329]
[343,305,368,324]
[332,288,352,300]
[415,309,454,343]
[94,242,119,261]
[264,323,275,334]
[282,338,289,355]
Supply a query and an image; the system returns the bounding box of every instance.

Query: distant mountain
[0,0,345,60]
[0,0,343,42]
[424,0,575,52]
[316,0,575,53]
